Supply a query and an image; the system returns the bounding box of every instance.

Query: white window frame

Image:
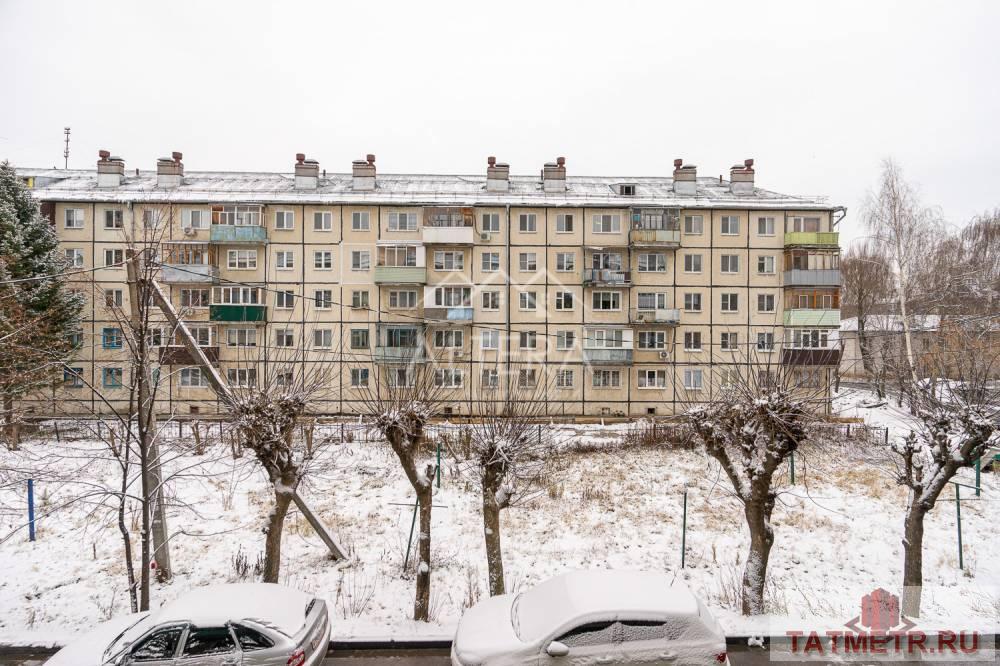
[556,369,574,389]
[519,252,537,272]
[757,255,775,274]
[638,369,668,389]
[591,213,621,234]
[684,331,702,351]
[720,332,739,351]
[433,251,464,271]
[388,212,418,231]
[554,291,574,311]
[556,252,575,272]
[721,293,739,313]
[481,329,499,350]
[637,331,666,350]
[720,215,740,235]
[65,248,84,268]
[556,213,574,233]
[104,248,124,267]
[683,293,702,312]
[519,291,537,311]
[519,331,537,350]
[757,216,776,236]
[638,253,667,272]
[274,210,295,230]
[481,213,500,233]
[313,211,332,231]
[350,368,370,388]
[720,254,740,274]
[683,215,703,235]
[314,251,333,270]
[313,289,333,309]
[481,252,500,272]
[351,211,370,231]
[275,251,294,270]
[592,291,621,311]
[180,367,210,388]
[518,213,537,233]
[683,368,704,391]
[592,369,622,389]
[481,290,500,311]
[757,332,775,351]
[351,250,371,271]
[227,249,258,270]
[313,329,333,348]
[275,290,295,309]
[389,290,418,309]
[65,208,85,229]
[556,330,575,350]
[757,293,776,313]
[683,254,703,273]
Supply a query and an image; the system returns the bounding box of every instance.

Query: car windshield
[103,616,154,661]
[510,578,572,642]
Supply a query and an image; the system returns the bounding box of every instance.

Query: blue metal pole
[27,479,35,542]
[974,457,981,498]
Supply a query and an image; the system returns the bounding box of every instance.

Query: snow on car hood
[45,612,151,666]
[453,593,523,664]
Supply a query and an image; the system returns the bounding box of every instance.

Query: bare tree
[357,362,445,621]
[841,241,892,379]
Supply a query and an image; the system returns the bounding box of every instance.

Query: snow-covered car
[451,570,727,666]
[46,583,330,666]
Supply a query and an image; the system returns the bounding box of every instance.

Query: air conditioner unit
[635,312,646,322]
[658,351,670,359]
[182,226,196,236]
[479,232,492,241]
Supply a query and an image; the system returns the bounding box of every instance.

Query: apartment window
[481,368,499,389]
[556,252,575,272]
[434,330,464,349]
[757,332,775,351]
[590,213,620,233]
[519,291,537,311]
[351,250,370,270]
[351,290,369,308]
[591,252,623,271]
[146,328,164,348]
[227,328,257,346]
[276,251,294,269]
[683,369,704,391]
[481,290,500,310]
[381,245,417,267]
[556,369,574,388]
[274,369,294,387]
[482,252,500,272]
[481,329,499,350]
[684,215,703,235]
[65,209,84,229]
[104,249,124,267]
[518,368,538,389]
[519,331,537,349]
[555,292,574,310]
[227,368,257,387]
[314,290,332,309]
[434,369,463,388]
[519,252,537,272]
[434,286,470,307]
[720,255,740,273]
[104,289,123,308]
[638,292,668,310]
[821,293,834,309]
[227,249,258,269]
[556,214,574,233]
[619,184,636,196]
[638,253,667,272]
[186,326,212,346]
[757,217,776,236]
[350,329,369,349]
[389,290,418,308]
[313,211,332,231]
[720,215,740,235]
[140,209,162,229]
[434,251,464,271]
[481,213,500,233]
[65,248,84,268]
[275,329,294,347]
[757,255,775,274]
[684,331,702,351]
[721,332,739,351]
[63,367,84,388]
[347,368,368,388]
[387,367,414,387]
[791,329,831,349]
[183,209,207,229]
[683,293,702,312]
[313,251,333,270]
[102,367,123,388]
[757,294,776,313]
[104,209,123,229]
[275,290,295,309]
[519,213,537,233]
[683,254,702,273]
[313,329,333,348]
[592,291,621,311]
[592,370,621,388]
[638,369,668,388]
[102,327,122,349]
[388,212,417,231]
[790,216,821,233]
[352,211,370,231]
[212,204,261,226]
[721,293,739,313]
[67,330,84,348]
[590,329,624,348]
[556,330,575,350]
[637,331,666,349]
[274,211,294,230]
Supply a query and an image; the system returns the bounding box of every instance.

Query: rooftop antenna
[63,127,71,169]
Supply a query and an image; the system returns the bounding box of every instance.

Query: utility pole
[125,250,172,583]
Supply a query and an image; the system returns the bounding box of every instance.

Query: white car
[452,570,727,666]
[46,583,330,665]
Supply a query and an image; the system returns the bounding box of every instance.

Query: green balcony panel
[209,304,267,322]
[783,309,841,327]
[210,225,268,243]
[374,266,427,284]
[784,231,839,247]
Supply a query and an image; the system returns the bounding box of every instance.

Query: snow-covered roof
[20,168,836,210]
[150,583,312,634]
[840,315,941,332]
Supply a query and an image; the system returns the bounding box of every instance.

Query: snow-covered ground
[1,390,997,647]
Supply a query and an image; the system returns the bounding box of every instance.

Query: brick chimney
[156,152,184,188]
[96,150,124,188]
[352,154,376,191]
[295,153,319,190]
[486,156,510,193]
[672,158,697,195]
[729,158,755,194]
[542,156,566,193]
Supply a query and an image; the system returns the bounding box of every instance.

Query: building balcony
[783,308,841,327]
[783,269,842,287]
[373,266,427,284]
[210,225,268,244]
[424,306,474,322]
[583,269,631,287]
[421,226,475,245]
[781,348,843,366]
[582,348,634,365]
[160,263,219,284]
[629,229,681,247]
[209,304,267,323]
[784,231,839,247]
[158,345,220,365]
[373,346,427,364]
[629,308,680,325]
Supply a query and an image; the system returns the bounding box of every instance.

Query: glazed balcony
[373,345,428,364]
[784,232,839,247]
[781,348,843,366]
[160,263,219,284]
[629,229,681,247]
[373,266,427,284]
[629,308,680,325]
[783,309,841,327]
[210,225,268,244]
[209,304,267,323]
[424,306,474,322]
[582,348,634,365]
[783,269,842,287]
[158,345,220,365]
[583,269,631,287]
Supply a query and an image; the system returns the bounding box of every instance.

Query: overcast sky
[2,0,997,245]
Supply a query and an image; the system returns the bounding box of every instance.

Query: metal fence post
[790,450,796,485]
[436,441,442,489]
[681,489,688,569]
[955,483,963,570]
[27,479,35,542]
[403,498,419,569]
[974,457,981,497]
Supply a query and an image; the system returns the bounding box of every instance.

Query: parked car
[47,583,330,666]
[452,570,727,665]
